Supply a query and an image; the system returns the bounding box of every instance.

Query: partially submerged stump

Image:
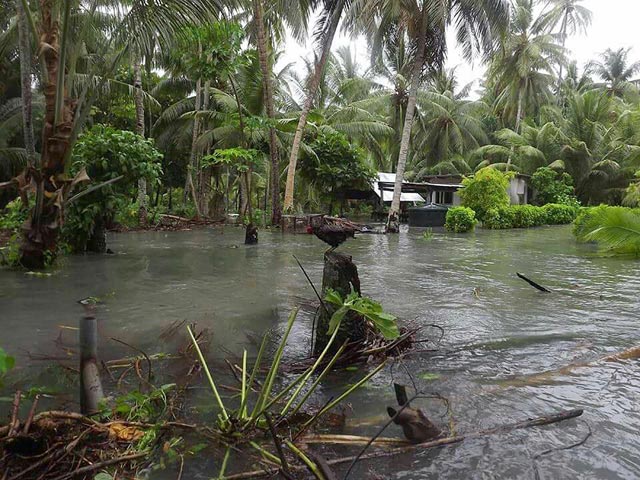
[245,223,258,244]
[314,251,365,355]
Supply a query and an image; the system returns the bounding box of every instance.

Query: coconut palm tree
[283,0,347,213]
[590,48,640,98]
[15,0,35,167]
[348,0,508,232]
[5,0,226,268]
[487,0,565,134]
[538,0,592,87]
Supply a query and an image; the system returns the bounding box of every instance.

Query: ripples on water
[1,225,639,479]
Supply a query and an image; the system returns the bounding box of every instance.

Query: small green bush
[531,167,577,206]
[510,205,547,228]
[543,203,578,225]
[483,206,515,229]
[445,207,477,233]
[0,197,29,231]
[459,167,511,221]
[483,204,577,229]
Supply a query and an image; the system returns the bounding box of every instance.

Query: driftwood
[516,273,551,293]
[224,409,584,480]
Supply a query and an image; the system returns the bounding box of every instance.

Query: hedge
[445,207,477,233]
[483,204,578,229]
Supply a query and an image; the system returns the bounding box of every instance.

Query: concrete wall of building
[508,177,528,205]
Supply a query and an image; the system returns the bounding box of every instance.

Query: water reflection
[1,225,639,478]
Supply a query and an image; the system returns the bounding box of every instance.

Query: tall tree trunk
[252,0,281,226]
[386,8,428,233]
[283,1,344,212]
[515,89,524,135]
[197,79,212,217]
[556,11,568,95]
[16,0,35,165]
[186,78,203,218]
[20,0,75,268]
[134,57,147,225]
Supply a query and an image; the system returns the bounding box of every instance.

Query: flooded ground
[1,225,639,479]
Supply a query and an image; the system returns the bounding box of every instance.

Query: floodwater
[1,225,639,479]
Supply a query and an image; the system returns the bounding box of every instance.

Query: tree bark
[20,0,75,269]
[252,0,281,226]
[16,0,36,165]
[283,1,344,213]
[314,252,364,355]
[198,79,212,217]
[186,78,203,218]
[385,6,428,233]
[133,58,148,226]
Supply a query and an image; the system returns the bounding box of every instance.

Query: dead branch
[224,409,584,480]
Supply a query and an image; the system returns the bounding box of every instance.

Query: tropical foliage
[459,167,512,221]
[3,0,640,264]
[445,207,477,233]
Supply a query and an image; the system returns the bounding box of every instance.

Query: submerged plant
[422,228,435,240]
[186,308,387,476]
[324,289,400,340]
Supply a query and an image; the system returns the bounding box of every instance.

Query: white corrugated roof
[372,172,425,203]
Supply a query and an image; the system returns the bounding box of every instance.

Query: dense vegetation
[1,0,640,264]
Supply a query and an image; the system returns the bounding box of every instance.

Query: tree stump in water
[245,223,258,244]
[314,251,365,355]
[87,216,107,253]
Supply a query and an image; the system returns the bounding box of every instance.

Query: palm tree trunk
[283,0,344,213]
[252,0,281,226]
[515,89,524,134]
[186,78,203,218]
[386,8,428,233]
[133,57,148,225]
[197,79,212,217]
[20,0,75,268]
[16,0,35,165]
[556,11,568,94]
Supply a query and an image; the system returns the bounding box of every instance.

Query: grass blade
[187,325,228,422]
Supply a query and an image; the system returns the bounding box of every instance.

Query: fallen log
[516,273,551,293]
[223,409,584,479]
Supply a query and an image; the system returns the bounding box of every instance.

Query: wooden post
[80,310,104,415]
[314,252,365,355]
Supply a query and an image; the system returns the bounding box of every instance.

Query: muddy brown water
[1,225,639,479]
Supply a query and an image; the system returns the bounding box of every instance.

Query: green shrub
[483,204,576,229]
[531,167,577,206]
[0,197,29,231]
[543,203,578,225]
[63,125,162,252]
[445,207,477,233]
[483,206,515,229]
[459,167,511,221]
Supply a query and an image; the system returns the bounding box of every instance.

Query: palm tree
[577,206,640,255]
[411,68,488,175]
[590,48,640,98]
[283,0,346,213]
[538,0,592,86]
[133,55,147,224]
[487,0,565,134]
[15,0,35,167]
[348,0,508,232]
[246,0,314,224]
[6,0,225,268]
